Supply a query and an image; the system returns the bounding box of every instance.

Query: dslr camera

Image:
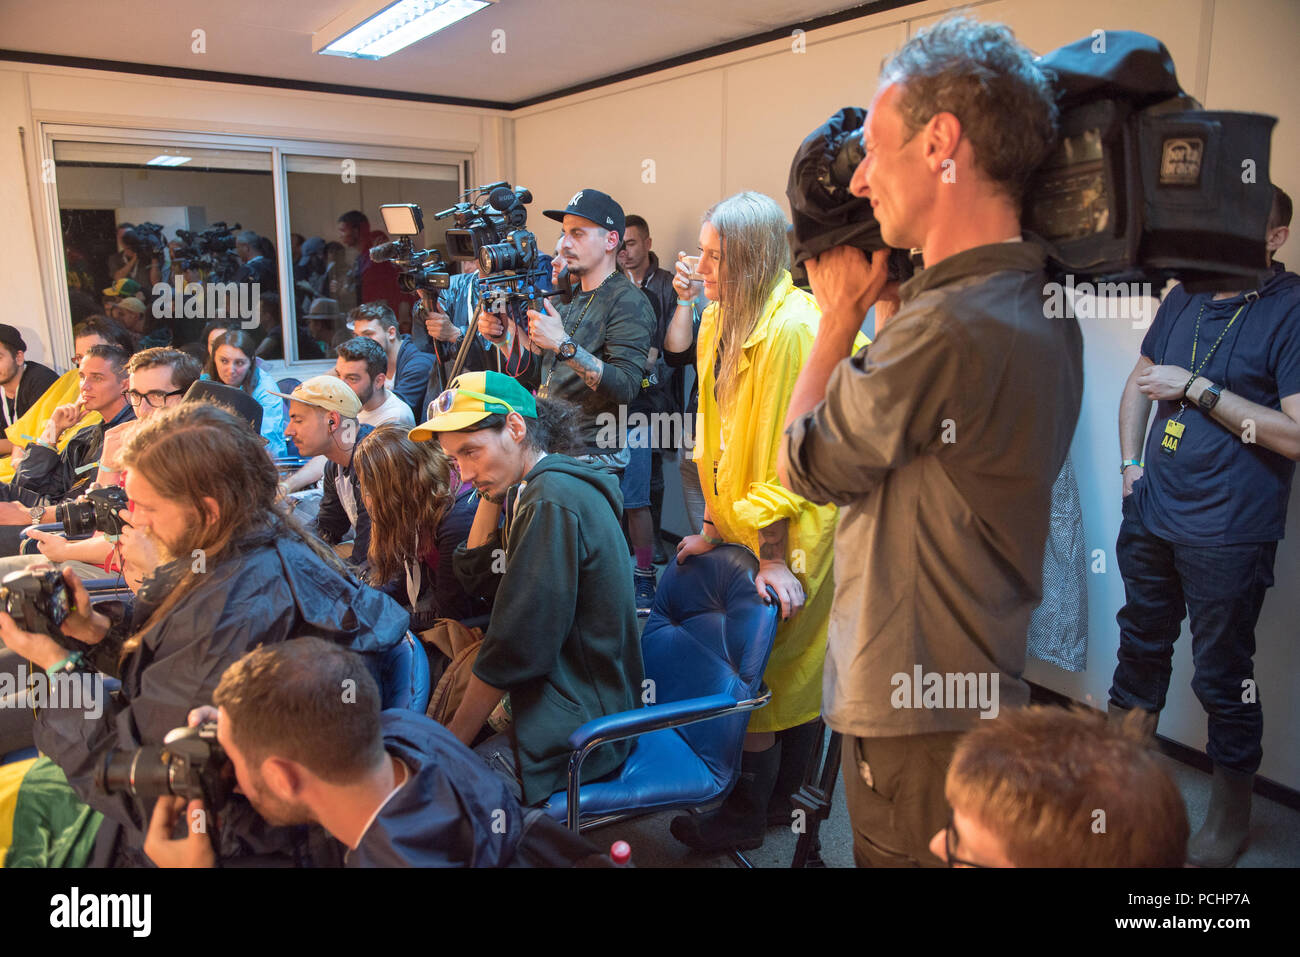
[0,568,75,648]
[54,486,130,539]
[96,721,234,813]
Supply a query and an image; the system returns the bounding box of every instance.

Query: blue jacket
[346,710,523,867]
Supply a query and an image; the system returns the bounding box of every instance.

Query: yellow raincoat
[0,370,99,483]
[693,270,866,732]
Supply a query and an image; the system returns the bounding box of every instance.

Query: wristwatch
[27,504,44,524]
[1197,381,1223,411]
[557,336,577,360]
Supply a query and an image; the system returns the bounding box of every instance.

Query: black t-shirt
[2,361,60,431]
[1134,263,1300,544]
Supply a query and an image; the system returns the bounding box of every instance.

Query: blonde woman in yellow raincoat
[663,191,864,853]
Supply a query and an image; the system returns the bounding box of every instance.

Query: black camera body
[54,486,130,540]
[174,222,243,281]
[0,568,74,647]
[122,222,167,261]
[96,721,234,813]
[382,183,570,333]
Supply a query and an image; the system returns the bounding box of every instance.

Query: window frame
[34,122,468,374]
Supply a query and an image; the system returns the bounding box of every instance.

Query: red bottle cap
[610,840,631,865]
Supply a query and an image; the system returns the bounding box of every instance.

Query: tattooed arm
[562,344,604,390]
[757,518,789,562]
[754,518,805,620]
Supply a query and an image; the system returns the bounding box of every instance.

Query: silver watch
[28,504,44,524]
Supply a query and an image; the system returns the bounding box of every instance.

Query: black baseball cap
[543,188,626,238]
[0,325,27,354]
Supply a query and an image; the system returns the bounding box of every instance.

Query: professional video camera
[380,181,573,333]
[371,204,451,295]
[174,221,243,282]
[788,32,1277,293]
[0,568,75,648]
[54,486,130,539]
[96,721,234,814]
[121,222,168,263]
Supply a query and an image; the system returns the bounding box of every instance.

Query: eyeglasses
[126,388,186,408]
[431,387,517,418]
[944,810,986,868]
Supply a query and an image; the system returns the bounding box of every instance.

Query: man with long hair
[0,402,409,864]
[411,371,643,806]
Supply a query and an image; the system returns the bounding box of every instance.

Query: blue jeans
[1110,492,1276,773]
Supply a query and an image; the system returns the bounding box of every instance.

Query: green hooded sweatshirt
[453,454,644,805]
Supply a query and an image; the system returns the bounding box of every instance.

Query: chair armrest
[566,691,768,751]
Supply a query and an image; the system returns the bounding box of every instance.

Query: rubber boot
[1107,701,1159,740]
[1187,764,1254,868]
[765,720,823,827]
[670,742,782,853]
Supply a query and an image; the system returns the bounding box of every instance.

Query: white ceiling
[0,0,886,106]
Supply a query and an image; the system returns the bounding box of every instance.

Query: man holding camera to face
[479,189,655,477]
[0,401,409,864]
[778,15,1083,867]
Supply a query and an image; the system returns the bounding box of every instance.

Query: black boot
[765,720,823,827]
[1187,764,1253,867]
[1107,701,1159,740]
[670,743,781,853]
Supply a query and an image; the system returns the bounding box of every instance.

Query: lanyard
[1189,301,1247,379]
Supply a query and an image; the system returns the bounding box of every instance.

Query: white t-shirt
[359,389,415,429]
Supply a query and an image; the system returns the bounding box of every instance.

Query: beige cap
[269,375,361,418]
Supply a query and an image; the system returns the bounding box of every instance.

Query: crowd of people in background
[1,14,1295,871]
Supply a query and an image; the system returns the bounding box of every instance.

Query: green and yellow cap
[410,370,537,441]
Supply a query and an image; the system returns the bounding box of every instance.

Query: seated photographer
[0,348,202,583]
[479,188,655,476]
[0,401,410,865]
[930,706,1188,867]
[348,301,434,419]
[144,638,522,868]
[0,345,134,527]
[277,376,373,564]
[333,335,415,429]
[411,372,643,806]
[353,425,482,626]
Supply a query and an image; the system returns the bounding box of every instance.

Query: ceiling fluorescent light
[146,155,192,167]
[314,0,494,60]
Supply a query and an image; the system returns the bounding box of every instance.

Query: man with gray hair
[234,230,276,292]
[779,15,1083,867]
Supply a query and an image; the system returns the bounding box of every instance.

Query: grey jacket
[783,240,1083,737]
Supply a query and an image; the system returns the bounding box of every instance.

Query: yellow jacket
[693,270,867,732]
[0,370,100,483]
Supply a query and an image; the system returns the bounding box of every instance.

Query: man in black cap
[479,188,655,478]
[0,325,59,458]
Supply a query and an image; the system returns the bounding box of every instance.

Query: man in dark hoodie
[1113,185,1300,867]
[411,371,643,806]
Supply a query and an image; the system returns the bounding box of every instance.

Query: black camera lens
[96,747,174,799]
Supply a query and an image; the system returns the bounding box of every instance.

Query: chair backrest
[276,378,303,458]
[641,544,780,783]
[363,631,432,714]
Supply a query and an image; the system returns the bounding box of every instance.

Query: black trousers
[1110,493,1276,774]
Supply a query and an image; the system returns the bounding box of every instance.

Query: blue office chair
[276,378,303,460]
[540,543,780,831]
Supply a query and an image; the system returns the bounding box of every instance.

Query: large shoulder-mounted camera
[174,221,242,282]
[788,31,1277,293]
[379,181,573,333]
[121,222,168,262]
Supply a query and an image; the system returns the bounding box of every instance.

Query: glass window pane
[283,154,460,362]
[53,142,276,357]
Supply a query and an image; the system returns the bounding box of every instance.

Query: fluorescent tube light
[146,155,192,167]
[317,0,492,60]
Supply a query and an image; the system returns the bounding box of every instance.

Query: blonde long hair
[703,191,790,409]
